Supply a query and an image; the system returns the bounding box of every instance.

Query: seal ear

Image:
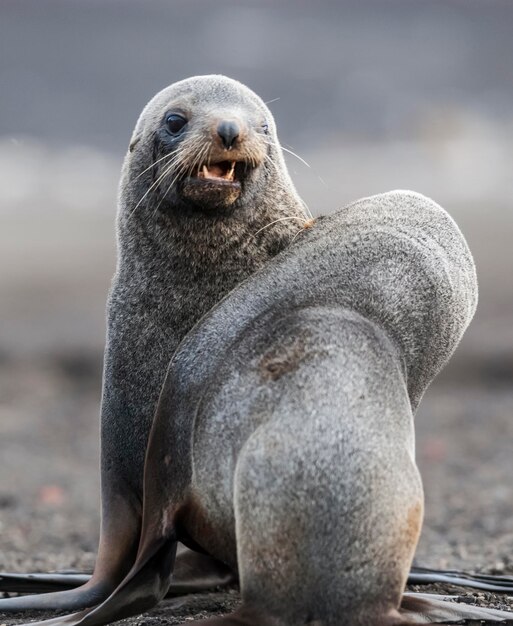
[129,132,141,153]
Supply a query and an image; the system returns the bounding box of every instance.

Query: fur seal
[0,75,308,612]
[19,192,512,625]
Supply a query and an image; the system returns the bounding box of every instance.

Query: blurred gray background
[1,0,512,581]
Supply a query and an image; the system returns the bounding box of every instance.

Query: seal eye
[166,114,188,135]
[261,123,269,135]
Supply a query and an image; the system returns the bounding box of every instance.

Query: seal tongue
[200,161,236,182]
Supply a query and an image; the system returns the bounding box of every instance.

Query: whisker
[132,150,177,182]
[138,139,204,183]
[252,216,308,238]
[289,225,308,245]
[127,158,179,220]
[281,146,311,168]
[153,142,212,216]
[189,142,210,179]
[263,153,281,173]
[152,170,183,218]
[301,200,314,221]
[262,142,314,220]
[261,138,311,169]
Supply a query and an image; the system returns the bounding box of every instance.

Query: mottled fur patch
[259,334,309,381]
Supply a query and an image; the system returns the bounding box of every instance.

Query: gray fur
[103,74,306,494]
[0,74,307,613]
[62,191,500,626]
[11,189,512,626]
[166,192,509,624]
[150,190,480,625]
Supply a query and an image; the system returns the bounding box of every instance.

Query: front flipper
[0,491,142,613]
[400,593,513,623]
[8,366,200,626]
[11,538,178,626]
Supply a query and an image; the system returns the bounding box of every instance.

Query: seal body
[7,194,513,625]
[42,191,510,626]
[156,190,477,625]
[186,306,422,624]
[0,75,307,612]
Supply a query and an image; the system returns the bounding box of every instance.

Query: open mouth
[191,160,249,185]
[198,160,236,182]
[178,158,256,208]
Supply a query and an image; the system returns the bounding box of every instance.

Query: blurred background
[1,0,512,581]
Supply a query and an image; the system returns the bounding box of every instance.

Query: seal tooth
[202,164,211,178]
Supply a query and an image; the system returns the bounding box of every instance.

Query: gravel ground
[0,352,512,624]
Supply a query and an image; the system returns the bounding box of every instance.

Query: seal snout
[177,111,266,209]
[152,93,269,211]
[217,119,240,150]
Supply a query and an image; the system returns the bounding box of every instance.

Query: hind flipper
[400,592,513,623]
[408,566,513,592]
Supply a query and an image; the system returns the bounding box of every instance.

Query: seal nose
[217,120,240,150]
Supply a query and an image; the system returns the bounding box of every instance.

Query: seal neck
[116,157,307,274]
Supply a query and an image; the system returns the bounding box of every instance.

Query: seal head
[127,75,282,214]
